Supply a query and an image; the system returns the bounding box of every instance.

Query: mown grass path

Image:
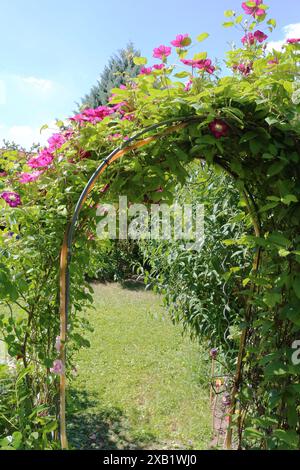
[68,283,211,449]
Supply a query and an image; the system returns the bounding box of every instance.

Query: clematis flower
[47,133,67,151]
[209,119,229,139]
[153,63,165,70]
[254,30,268,43]
[233,62,253,76]
[241,33,256,46]
[242,0,265,17]
[153,45,172,60]
[1,191,22,207]
[28,149,54,169]
[181,58,215,74]
[171,34,191,48]
[139,66,152,75]
[287,38,300,44]
[50,359,64,375]
[184,79,193,91]
[19,170,43,184]
[70,105,114,125]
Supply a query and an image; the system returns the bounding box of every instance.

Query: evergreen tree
[80,43,140,108]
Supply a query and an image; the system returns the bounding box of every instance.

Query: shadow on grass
[120,279,147,291]
[67,389,157,450]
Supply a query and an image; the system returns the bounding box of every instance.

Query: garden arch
[58,115,263,450]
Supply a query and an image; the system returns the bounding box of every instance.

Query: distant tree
[80,42,141,108]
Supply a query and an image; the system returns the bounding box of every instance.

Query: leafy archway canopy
[1,1,300,450]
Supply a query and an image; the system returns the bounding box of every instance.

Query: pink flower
[47,133,66,151]
[153,45,172,60]
[139,66,152,75]
[1,191,22,207]
[119,84,127,90]
[268,57,279,65]
[28,149,54,169]
[184,79,193,91]
[181,58,215,74]
[55,336,61,352]
[170,34,191,48]
[122,113,135,121]
[233,62,253,76]
[153,63,165,70]
[108,133,122,141]
[241,33,256,46]
[0,171,7,177]
[287,38,300,44]
[254,30,268,43]
[50,359,64,375]
[19,170,43,184]
[242,0,265,17]
[70,106,114,125]
[209,119,229,139]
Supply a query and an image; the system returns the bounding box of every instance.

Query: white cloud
[267,23,300,52]
[19,76,55,93]
[0,123,56,149]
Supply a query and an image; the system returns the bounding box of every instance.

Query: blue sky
[0,0,299,148]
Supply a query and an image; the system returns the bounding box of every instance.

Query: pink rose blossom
[50,359,64,375]
[153,63,165,70]
[153,45,172,60]
[170,34,191,48]
[19,170,43,184]
[287,38,300,44]
[254,30,268,43]
[28,149,54,169]
[209,119,229,139]
[1,191,22,207]
[242,0,265,17]
[139,66,152,75]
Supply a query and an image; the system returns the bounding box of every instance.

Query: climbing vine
[1,0,300,449]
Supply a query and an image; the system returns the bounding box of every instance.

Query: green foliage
[1,1,300,449]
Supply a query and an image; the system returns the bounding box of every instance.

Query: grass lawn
[67,282,211,450]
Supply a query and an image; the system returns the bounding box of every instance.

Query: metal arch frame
[58,115,262,450]
[58,115,201,449]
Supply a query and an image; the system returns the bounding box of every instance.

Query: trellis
[58,116,262,449]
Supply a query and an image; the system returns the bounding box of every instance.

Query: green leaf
[267,18,277,28]
[133,57,147,66]
[196,33,209,42]
[193,52,207,60]
[293,276,300,300]
[223,22,234,28]
[224,9,234,17]
[281,194,298,205]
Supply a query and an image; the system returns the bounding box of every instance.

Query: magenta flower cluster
[1,191,22,207]
[242,0,266,17]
